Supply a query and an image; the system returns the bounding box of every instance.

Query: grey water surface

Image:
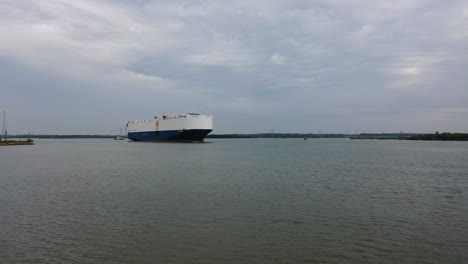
[1,138,467,264]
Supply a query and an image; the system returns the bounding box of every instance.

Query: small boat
[115,128,125,140]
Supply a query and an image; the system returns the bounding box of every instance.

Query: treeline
[409,132,468,141]
[0,138,34,145]
[13,135,116,139]
[349,133,421,139]
[206,133,347,139]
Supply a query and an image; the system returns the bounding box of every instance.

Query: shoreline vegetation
[7,132,468,141]
[408,132,468,141]
[211,132,467,141]
[0,138,34,146]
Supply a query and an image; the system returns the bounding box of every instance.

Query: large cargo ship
[127,113,213,142]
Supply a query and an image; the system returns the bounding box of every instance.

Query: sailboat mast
[1,111,6,140]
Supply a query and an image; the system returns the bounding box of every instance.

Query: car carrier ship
[127,113,213,142]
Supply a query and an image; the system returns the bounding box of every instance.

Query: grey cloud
[1,0,467,134]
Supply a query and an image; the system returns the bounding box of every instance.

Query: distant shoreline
[8,132,468,141]
[11,135,116,139]
[0,139,34,146]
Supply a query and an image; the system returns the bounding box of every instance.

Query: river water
[1,138,467,263]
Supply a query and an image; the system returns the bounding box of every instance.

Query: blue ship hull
[128,129,212,142]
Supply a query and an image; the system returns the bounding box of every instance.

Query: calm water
[1,138,467,264]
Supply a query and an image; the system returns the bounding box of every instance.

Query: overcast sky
[1,0,467,134]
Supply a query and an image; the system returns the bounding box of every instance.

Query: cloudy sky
[1,0,467,134]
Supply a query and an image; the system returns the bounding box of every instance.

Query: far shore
[6,132,468,141]
[0,139,34,146]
